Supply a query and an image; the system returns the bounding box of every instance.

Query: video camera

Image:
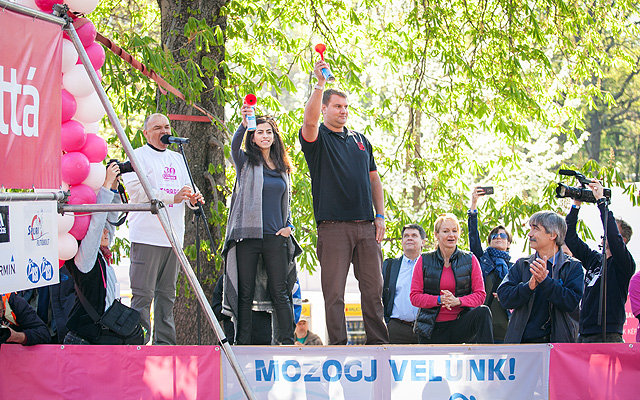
[0,325,11,344]
[555,169,611,204]
[107,159,135,175]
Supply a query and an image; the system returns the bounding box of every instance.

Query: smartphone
[478,186,494,195]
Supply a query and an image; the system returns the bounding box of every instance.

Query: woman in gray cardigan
[223,108,295,345]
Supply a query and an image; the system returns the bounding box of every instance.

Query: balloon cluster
[20,0,106,264]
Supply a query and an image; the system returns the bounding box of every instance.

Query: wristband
[437,295,441,305]
[596,197,607,206]
[314,84,324,91]
[287,223,294,230]
[375,214,385,220]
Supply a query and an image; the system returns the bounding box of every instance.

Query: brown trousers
[317,221,389,345]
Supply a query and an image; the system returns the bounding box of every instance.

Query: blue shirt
[390,255,420,322]
[262,167,286,235]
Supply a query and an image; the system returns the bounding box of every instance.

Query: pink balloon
[69,214,91,240]
[68,183,97,206]
[76,20,97,47]
[61,152,90,185]
[61,90,77,122]
[34,0,56,12]
[84,42,106,70]
[61,120,87,152]
[80,133,108,163]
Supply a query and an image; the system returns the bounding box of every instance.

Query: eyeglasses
[490,233,509,241]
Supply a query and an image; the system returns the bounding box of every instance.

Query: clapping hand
[528,256,549,290]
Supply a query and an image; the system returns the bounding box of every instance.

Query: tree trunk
[587,111,603,162]
[158,0,227,345]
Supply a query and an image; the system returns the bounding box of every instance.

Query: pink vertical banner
[0,9,62,189]
[0,345,221,399]
[550,343,640,400]
[622,299,637,343]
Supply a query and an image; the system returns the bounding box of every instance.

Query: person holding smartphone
[468,186,513,343]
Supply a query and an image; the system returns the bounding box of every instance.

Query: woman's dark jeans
[236,235,294,345]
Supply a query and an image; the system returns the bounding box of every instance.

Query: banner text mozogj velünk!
[223,345,549,400]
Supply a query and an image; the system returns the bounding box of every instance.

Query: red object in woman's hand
[314,43,326,61]
[244,94,257,106]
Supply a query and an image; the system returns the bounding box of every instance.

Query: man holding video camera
[565,179,636,343]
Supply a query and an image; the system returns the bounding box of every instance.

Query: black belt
[318,220,372,224]
[522,334,550,343]
[391,318,414,327]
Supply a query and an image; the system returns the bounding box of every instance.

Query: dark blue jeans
[236,235,293,345]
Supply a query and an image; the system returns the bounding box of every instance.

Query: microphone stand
[177,142,217,345]
[597,198,610,340]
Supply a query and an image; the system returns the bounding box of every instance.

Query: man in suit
[383,224,426,344]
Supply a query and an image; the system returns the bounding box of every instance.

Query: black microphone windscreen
[558,169,576,176]
[160,134,172,144]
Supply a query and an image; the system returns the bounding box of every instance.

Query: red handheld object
[244,94,257,106]
[314,43,326,61]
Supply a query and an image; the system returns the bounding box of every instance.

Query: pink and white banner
[0,8,62,189]
[549,343,640,400]
[0,344,221,399]
[622,299,638,343]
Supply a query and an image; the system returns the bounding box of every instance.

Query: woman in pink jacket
[410,213,493,344]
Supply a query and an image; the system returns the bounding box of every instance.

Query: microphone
[160,135,190,145]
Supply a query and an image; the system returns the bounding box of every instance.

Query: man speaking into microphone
[122,113,204,345]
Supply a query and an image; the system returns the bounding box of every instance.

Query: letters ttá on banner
[0,9,62,189]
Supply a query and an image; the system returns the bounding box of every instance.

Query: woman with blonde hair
[410,213,493,344]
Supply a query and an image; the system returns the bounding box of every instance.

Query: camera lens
[558,186,567,197]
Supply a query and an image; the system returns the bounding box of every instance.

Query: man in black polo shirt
[299,60,389,345]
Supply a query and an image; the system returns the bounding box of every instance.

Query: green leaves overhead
[93,0,638,269]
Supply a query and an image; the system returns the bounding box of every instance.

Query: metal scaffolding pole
[64,14,256,400]
[60,203,158,214]
[0,192,67,202]
[0,2,256,398]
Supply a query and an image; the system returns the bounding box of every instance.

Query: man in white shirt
[382,224,426,344]
[122,113,203,345]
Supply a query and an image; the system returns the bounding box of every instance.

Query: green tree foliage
[91,0,639,274]
[561,9,640,182]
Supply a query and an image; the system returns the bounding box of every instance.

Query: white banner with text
[222,344,549,400]
[0,201,58,293]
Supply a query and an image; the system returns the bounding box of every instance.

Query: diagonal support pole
[0,2,256,398]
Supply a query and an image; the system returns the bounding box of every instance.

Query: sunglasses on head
[490,233,509,241]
